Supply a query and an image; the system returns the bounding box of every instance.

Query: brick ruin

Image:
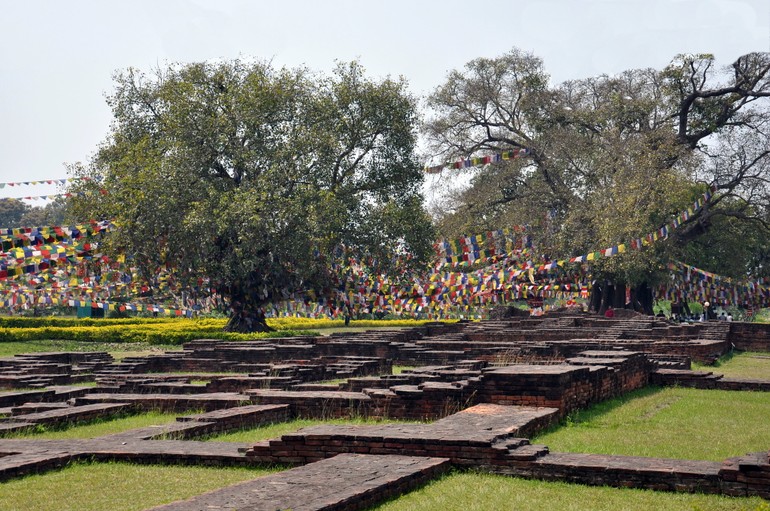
[0,313,769,509]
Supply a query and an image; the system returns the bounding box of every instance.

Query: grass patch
[314,378,348,385]
[752,309,770,323]
[392,366,416,374]
[0,461,277,511]
[693,351,770,380]
[533,386,770,461]
[0,340,181,359]
[208,417,421,443]
[371,471,768,511]
[4,411,183,439]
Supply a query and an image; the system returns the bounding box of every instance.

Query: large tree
[425,49,770,313]
[70,60,434,331]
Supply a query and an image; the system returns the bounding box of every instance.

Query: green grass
[208,417,421,443]
[533,386,770,461]
[392,365,416,374]
[314,378,348,385]
[693,351,770,380]
[0,340,180,359]
[752,309,770,323]
[371,471,769,511]
[3,411,183,439]
[0,461,277,511]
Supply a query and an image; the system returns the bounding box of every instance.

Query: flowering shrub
[0,317,453,345]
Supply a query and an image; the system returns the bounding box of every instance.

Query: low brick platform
[496,450,724,493]
[74,392,251,412]
[652,369,770,391]
[0,437,253,480]
[148,454,451,511]
[101,404,291,441]
[1,402,132,427]
[0,389,55,407]
[247,389,372,418]
[246,404,559,466]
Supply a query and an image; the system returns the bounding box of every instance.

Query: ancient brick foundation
[1,313,769,507]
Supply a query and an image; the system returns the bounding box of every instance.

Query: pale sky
[1,0,768,202]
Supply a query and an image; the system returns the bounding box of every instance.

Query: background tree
[0,198,30,227]
[19,197,71,226]
[425,49,770,313]
[70,59,434,332]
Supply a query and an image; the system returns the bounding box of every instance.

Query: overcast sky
[1,0,768,202]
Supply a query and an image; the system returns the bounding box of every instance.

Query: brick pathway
[147,454,450,511]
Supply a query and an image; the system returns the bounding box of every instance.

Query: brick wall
[728,322,770,352]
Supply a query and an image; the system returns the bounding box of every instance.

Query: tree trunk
[224,307,273,333]
[589,280,603,313]
[599,281,614,314]
[634,283,654,315]
[589,280,654,316]
[221,286,274,333]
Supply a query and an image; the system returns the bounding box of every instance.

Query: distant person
[604,307,615,318]
[727,313,733,322]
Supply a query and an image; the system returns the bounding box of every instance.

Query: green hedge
[0,325,318,345]
[0,316,228,329]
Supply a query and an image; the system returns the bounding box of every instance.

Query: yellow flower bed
[0,316,454,345]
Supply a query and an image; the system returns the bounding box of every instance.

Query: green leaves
[71,59,433,324]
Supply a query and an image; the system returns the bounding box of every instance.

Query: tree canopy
[425,49,770,311]
[0,199,30,228]
[70,59,434,331]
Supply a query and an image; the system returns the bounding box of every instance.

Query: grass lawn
[0,461,276,511]
[694,351,770,380]
[371,471,768,511]
[0,340,180,359]
[533,386,770,461]
[3,411,184,439]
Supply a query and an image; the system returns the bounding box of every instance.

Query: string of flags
[531,185,716,272]
[424,148,531,174]
[0,177,91,189]
[433,227,531,267]
[658,261,770,308]
[0,219,114,241]
[3,189,108,202]
[0,174,760,319]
